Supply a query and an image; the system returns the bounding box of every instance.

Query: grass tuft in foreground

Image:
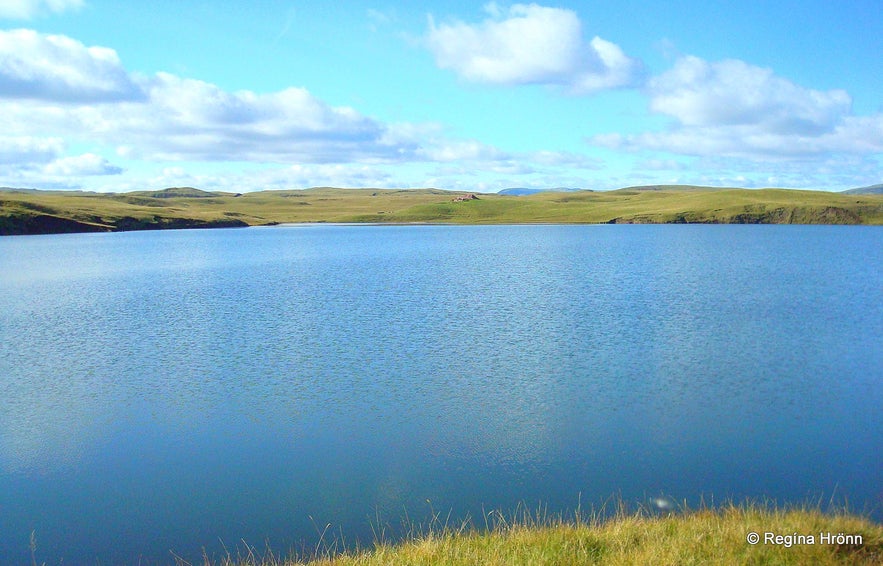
[175,501,882,566]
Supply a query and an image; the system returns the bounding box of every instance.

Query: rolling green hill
[2,186,883,235]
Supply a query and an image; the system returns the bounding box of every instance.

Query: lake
[1,224,881,564]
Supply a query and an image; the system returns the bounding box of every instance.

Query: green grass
[3,186,883,235]
[358,188,883,225]
[170,501,882,566]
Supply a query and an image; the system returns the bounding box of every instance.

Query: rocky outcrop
[0,213,110,235]
[0,212,248,236]
[112,216,249,231]
[605,205,866,225]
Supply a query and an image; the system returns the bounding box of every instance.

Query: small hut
[452,193,479,202]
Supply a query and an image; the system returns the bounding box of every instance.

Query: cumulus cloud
[649,56,852,135]
[0,0,83,19]
[0,29,144,102]
[425,3,641,93]
[590,55,883,159]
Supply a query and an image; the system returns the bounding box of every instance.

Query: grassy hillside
[349,187,883,225]
[3,186,883,235]
[180,502,882,565]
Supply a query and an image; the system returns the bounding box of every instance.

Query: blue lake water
[0,224,881,564]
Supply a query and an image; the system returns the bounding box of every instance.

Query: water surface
[1,224,881,563]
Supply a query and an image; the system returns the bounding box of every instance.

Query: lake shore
[182,502,882,566]
[3,186,883,235]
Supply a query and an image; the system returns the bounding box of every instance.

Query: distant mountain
[842,183,883,195]
[498,187,585,196]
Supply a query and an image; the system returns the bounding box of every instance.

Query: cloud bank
[0,29,424,167]
[591,55,883,160]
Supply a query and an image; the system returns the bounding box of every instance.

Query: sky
[0,0,881,193]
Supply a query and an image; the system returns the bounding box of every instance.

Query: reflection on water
[0,225,881,564]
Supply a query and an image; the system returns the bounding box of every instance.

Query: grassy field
[3,185,883,235]
[178,502,882,566]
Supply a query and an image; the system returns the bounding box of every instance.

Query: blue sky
[1,0,881,192]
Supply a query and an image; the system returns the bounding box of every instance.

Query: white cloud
[0,136,63,164]
[590,55,883,160]
[0,30,426,165]
[635,158,686,171]
[137,164,400,193]
[425,4,641,93]
[0,29,144,102]
[530,149,602,169]
[648,56,852,135]
[43,153,123,176]
[254,164,396,190]
[633,153,883,191]
[0,0,83,19]
[0,143,122,189]
[827,114,883,153]
[416,138,603,177]
[417,139,508,162]
[110,72,404,163]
